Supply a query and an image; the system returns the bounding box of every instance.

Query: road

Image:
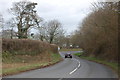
[3,51,118,79]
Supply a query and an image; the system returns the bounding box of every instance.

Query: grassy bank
[2,39,62,76]
[74,53,119,76]
[60,48,82,51]
[2,52,62,76]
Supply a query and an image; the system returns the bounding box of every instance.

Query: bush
[2,39,58,56]
[71,2,118,62]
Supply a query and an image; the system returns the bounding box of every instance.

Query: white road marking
[69,59,81,75]
[58,78,63,80]
[69,67,78,74]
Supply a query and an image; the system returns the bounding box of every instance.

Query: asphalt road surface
[4,51,118,78]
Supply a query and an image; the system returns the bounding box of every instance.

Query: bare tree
[36,21,47,41]
[6,18,17,39]
[0,14,4,31]
[46,20,63,44]
[53,28,66,45]
[10,1,41,39]
[71,2,118,61]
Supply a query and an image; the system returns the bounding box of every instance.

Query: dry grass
[2,39,62,76]
[2,52,62,76]
[3,53,51,69]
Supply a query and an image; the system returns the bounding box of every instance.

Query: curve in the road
[69,58,81,75]
[4,51,118,78]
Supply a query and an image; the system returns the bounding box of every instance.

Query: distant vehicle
[65,53,72,58]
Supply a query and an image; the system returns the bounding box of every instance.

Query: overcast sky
[0,0,98,34]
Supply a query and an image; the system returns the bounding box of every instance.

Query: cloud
[0,0,96,33]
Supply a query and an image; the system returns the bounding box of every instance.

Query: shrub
[2,39,58,56]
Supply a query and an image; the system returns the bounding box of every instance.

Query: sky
[0,0,98,34]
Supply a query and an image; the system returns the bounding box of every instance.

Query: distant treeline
[70,2,118,62]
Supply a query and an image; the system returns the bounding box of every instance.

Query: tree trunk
[50,35,54,44]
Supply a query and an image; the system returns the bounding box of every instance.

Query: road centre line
[69,59,81,75]
[58,78,63,80]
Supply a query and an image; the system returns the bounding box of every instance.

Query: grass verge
[74,53,119,76]
[60,48,82,51]
[2,52,62,76]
